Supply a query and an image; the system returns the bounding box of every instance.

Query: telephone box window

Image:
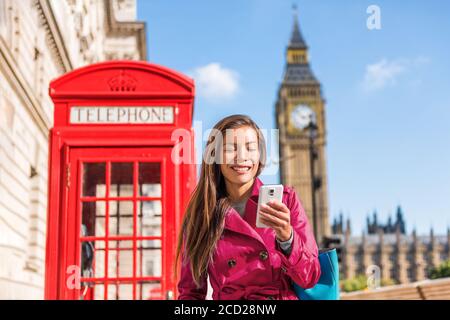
[79,160,164,299]
[111,162,133,197]
[93,241,105,279]
[139,162,161,196]
[82,163,106,197]
[139,201,162,237]
[109,201,134,236]
[82,201,106,237]
[139,239,162,277]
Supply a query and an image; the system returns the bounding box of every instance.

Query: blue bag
[293,248,340,300]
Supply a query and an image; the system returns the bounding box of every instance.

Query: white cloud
[362,59,406,92]
[188,63,239,102]
[362,57,429,92]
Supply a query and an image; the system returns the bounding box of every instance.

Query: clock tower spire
[275,7,330,245]
[287,4,308,63]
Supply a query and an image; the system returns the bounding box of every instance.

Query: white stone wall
[0,67,50,300]
[0,0,145,299]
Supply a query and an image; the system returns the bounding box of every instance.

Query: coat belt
[219,284,280,300]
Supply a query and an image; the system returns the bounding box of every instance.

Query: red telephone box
[45,61,196,300]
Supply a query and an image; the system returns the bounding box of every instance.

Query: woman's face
[219,126,260,186]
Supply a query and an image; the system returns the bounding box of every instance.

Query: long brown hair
[173,114,267,287]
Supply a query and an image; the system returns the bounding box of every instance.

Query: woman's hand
[259,200,292,241]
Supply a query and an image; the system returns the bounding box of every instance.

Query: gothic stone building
[333,209,450,284]
[0,0,146,299]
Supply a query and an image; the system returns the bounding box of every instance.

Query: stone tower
[275,7,330,244]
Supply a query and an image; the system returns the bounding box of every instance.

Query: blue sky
[137,0,450,235]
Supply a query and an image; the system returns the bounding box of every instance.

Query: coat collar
[248,175,264,202]
[223,177,281,247]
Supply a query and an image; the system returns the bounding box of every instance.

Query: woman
[174,114,321,300]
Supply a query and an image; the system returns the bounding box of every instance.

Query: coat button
[281,266,287,273]
[259,250,269,261]
[227,259,236,268]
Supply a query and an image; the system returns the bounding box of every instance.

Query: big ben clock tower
[275,8,330,245]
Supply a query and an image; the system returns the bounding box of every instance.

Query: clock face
[291,104,316,130]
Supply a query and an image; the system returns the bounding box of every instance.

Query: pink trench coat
[177,177,321,300]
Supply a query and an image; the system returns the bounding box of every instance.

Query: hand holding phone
[256,184,284,228]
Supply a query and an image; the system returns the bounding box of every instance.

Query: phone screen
[256,184,284,228]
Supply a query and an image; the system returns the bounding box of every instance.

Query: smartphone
[256,184,284,228]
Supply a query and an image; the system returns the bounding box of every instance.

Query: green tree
[341,275,367,293]
[341,275,398,293]
[381,278,397,286]
[429,260,450,279]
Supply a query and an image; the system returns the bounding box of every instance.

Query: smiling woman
[174,114,321,300]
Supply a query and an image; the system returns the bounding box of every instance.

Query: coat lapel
[223,177,268,247]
